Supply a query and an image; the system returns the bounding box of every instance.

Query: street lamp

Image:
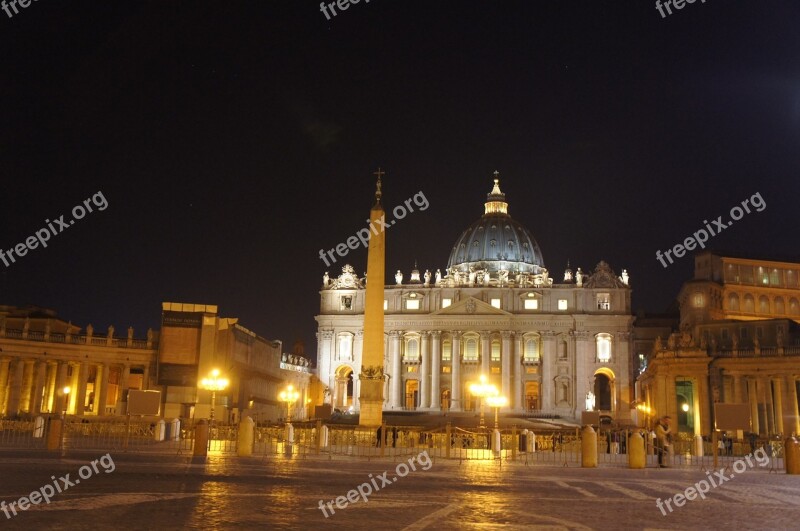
[200,369,229,424]
[469,375,498,429]
[279,384,300,422]
[485,395,507,430]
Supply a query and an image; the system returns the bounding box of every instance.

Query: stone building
[0,303,313,424]
[637,252,800,436]
[316,178,635,422]
[0,305,156,418]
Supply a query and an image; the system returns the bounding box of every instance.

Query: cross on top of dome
[485,172,508,215]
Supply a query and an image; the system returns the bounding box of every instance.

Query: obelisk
[358,168,386,428]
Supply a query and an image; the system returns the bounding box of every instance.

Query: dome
[446,176,545,274]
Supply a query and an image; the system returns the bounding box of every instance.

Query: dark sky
[1,1,799,361]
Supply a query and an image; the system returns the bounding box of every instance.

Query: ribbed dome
[446,177,545,274]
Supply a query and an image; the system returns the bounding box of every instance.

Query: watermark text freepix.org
[318,190,428,267]
[655,0,709,19]
[318,450,432,518]
[656,448,769,516]
[0,191,109,268]
[1,453,115,519]
[320,0,371,21]
[656,192,765,269]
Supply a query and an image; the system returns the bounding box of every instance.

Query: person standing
[655,416,672,468]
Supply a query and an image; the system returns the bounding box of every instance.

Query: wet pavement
[1,451,799,530]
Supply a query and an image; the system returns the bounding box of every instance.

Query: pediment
[432,296,512,316]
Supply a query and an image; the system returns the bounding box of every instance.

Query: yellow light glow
[486,395,507,408]
[63,386,70,395]
[200,369,229,391]
[682,403,690,412]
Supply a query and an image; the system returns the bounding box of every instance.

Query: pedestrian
[726,436,733,456]
[376,425,382,447]
[748,432,757,454]
[655,416,672,468]
[392,426,398,448]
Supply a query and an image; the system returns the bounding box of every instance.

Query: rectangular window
[490,298,501,309]
[524,299,538,310]
[596,293,611,310]
[442,298,452,308]
[405,299,420,310]
[721,329,729,340]
[756,327,764,338]
[740,328,748,339]
[526,367,538,374]
[406,366,418,373]
[490,367,500,374]
[442,343,451,361]
[558,299,568,310]
[442,366,451,374]
[383,300,388,310]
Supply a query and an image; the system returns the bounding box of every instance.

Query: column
[501,331,512,408]
[616,332,632,419]
[733,375,743,404]
[20,360,34,413]
[75,363,89,416]
[97,363,110,416]
[696,376,710,437]
[389,332,402,409]
[772,377,784,435]
[54,361,69,414]
[514,333,523,411]
[0,359,10,415]
[31,360,48,414]
[116,364,131,414]
[451,331,462,411]
[760,377,774,435]
[542,332,557,411]
[480,332,491,376]
[430,331,441,410]
[5,359,25,417]
[747,378,760,434]
[419,332,430,410]
[142,364,150,390]
[787,375,800,436]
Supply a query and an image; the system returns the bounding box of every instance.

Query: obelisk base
[358,379,384,428]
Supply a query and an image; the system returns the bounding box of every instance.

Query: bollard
[237,416,254,457]
[33,416,45,438]
[169,418,181,441]
[492,429,502,454]
[785,436,800,475]
[581,425,598,468]
[321,425,329,448]
[154,419,166,442]
[694,434,704,459]
[193,420,209,457]
[46,418,63,451]
[628,431,646,469]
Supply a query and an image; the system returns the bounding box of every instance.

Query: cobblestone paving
[0,452,799,530]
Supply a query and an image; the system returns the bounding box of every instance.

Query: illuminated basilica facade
[316,179,634,422]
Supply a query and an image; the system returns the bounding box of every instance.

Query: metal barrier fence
[0,419,788,471]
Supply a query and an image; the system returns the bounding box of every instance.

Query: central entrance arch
[593,368,615,413]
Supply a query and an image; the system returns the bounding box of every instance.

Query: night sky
[1,1,798,362]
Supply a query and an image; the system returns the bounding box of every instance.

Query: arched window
[523,337,540,362]
[442,340,452,361]
[789,298,800,316]
[464,338,478,361]
[596,333,612,363]
[404,338,419,362]
[743,294,755,313]
[759,296,770,314]
[775,297,785,315]
[728,293,740,311]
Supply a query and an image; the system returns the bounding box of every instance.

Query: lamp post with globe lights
[469,375,498,429]
[279,384,300,422]
[200,369,229,425]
